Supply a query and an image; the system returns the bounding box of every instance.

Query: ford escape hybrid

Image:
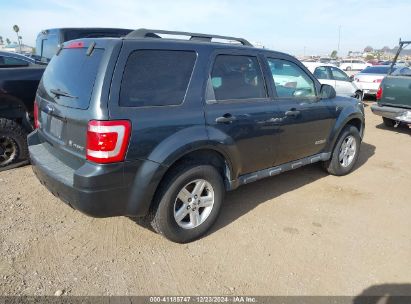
[28,29,365,243]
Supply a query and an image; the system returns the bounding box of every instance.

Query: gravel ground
[0,103,410,296]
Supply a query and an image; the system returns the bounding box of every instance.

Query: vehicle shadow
[353,283,411,304]
[210,142,375,235]
[376,123,411,135]
[130,142,376,238]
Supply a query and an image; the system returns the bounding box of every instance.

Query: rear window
[361,66,390,74]
[39,48,104,109]
[120,50,196,107]
[64,30,131,41]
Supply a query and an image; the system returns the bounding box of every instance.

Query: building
[0,42,34,54]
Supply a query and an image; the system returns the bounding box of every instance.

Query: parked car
[0,51,45,66]
[35,27,132,62]
[0,51,46,168]
[303,62,361,98]
[28,29,365,243]
[353,65,397,99]
[371,40,411,127]
[339,59,371,71]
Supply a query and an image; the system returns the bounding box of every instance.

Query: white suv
[339,59,371,71]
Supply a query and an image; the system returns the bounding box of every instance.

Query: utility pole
[337,25,341,53]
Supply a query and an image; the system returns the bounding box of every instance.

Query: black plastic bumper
[28,130,167,218]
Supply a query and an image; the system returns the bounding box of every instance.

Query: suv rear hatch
[379,75,411,109]
[35,39,109,161]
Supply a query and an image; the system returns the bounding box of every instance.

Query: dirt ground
[0,103,410,296]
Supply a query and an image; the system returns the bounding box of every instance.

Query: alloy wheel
[339,135,357,168]
[173,179,215,229]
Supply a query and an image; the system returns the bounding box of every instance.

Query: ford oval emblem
[45,104,54,114]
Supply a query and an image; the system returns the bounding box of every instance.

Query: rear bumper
[362,89,378,95]
[28,130,167,217]
[371,104,411,123]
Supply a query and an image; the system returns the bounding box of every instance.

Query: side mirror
[320,84,336,99]
[349,75,355,81]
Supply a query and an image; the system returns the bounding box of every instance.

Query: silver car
[354,65,394,98]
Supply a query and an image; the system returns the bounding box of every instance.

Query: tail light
[33,100,39,129]
[373,79,382,83]
[376,86,383,100]
[86,120,131,163]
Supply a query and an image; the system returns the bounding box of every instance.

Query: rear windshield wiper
[50,88,78,99]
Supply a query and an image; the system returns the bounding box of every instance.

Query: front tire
[323,126,361,176]
[149,164,224,243]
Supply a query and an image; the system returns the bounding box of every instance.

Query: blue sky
[1,0,410,56]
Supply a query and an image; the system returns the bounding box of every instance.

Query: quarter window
[120,50,196,107]
[209,55,266,101]
[268,58,316,98]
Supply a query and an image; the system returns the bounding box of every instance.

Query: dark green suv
[29,29,365,243]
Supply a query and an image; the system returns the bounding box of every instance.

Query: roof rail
[125,28,253,46]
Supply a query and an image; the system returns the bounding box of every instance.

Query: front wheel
[323,126,361,176]
[149,164,224,243]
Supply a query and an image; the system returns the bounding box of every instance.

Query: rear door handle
[216,114,236,124]
[285,109,300,117]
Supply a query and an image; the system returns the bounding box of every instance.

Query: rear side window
[0,56,29,67]
[362,66,390,74]
[120,50,196,107]
[313,67,330,79]
[209,55,266,101]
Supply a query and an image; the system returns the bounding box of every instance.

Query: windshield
[38,47,104,109]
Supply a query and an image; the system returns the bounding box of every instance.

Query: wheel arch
[0,95,33,132]
[326,113,364,153]
[158,147,236,192]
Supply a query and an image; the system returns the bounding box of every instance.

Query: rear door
[382,75,411,108]
[204,50,280,175]
[265,57,337,165]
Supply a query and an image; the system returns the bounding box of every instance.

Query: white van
[339,59,371,71]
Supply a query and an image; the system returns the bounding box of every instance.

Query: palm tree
[6,38,11,45]
[0,36,3,45]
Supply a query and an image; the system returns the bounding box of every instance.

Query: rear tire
[0,119,28,168]
[148,164,224,243]
[355,90,363,101]
[323,125,361,176]
[382,117,396,128]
